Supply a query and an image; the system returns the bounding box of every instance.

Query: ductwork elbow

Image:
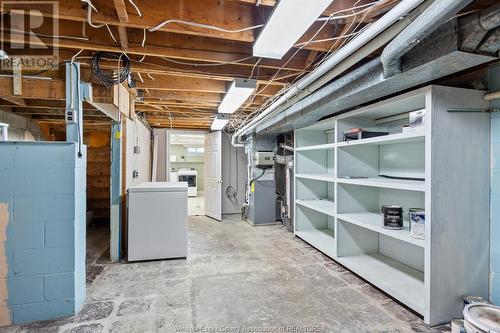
[381,0,472,78]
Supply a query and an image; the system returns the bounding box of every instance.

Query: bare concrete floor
[1,215,450,333]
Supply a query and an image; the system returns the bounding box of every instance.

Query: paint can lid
[463,303,500,332]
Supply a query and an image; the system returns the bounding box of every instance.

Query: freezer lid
[127,182,188,193]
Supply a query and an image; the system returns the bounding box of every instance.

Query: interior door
[204,131,222,221]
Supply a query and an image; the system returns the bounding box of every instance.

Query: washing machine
[177,168,198,197]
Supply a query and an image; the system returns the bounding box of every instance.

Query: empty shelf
[296,143,336,151]
[337,130,425,148]
[336,177,425,192]
[296,199,335,217]
[336,253,424,314]
[295,229,335,258]
[296,174,336,182]
[337,212,425,248]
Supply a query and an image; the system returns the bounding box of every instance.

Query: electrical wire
[105,24,119,44]
[160,56,254,67]
[4,28,90,41]
[128,0,142,17]
[137,72,144,83]
[91,52,131,87]
[149,19,263,33]
[248,58,261,79]
[316,1,380,21]
[81,0,120,43]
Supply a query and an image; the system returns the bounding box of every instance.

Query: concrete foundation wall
[0,142,86,325]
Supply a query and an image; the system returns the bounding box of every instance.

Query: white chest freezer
[127,182,188,261]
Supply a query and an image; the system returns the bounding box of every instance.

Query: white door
[204,131,222,221]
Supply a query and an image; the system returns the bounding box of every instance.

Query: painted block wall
[0,109,44,141]
[490,65,500,304]
[0,142,86,325]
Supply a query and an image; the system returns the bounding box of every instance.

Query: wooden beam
[2,97,27,106]
[16,0,257,43]
[112,0,129,22]
[112,0,129,50]
[135,75,227,93]
[1,16,310,71]
[117,26,129,50]
[0,77,113,103]
[0,77,65,100]
[140,90,222,103]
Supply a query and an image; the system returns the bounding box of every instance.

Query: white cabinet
[293,85,490,325]
[128,182,188,261]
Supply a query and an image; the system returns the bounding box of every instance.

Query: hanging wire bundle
[90,52,131,87]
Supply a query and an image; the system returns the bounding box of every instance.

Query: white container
[127,182,188,261]
[463,303,500,333]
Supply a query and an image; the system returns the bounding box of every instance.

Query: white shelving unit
[293,85,490,325]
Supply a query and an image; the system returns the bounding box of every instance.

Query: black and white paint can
[381,205,403,230]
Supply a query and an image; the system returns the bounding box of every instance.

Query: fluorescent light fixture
[211,114,230,131]
[218,79,257,114]
[0,50,8,60]
[253,0,333,59]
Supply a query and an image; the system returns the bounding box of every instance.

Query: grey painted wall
[126,118,152,188]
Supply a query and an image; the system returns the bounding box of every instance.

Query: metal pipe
[480,3,500,31]
[485,90,500,101]
[231,0,425,146]
[460,3,500,51]
[381,0,472,78]
[0,122,9,141]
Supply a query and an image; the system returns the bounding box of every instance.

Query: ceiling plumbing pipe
[231,0,425,147]
[381,0,473,78]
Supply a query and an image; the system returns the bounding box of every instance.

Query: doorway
[168,131,207,216]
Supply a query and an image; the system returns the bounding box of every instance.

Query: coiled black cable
[90,52,130,88]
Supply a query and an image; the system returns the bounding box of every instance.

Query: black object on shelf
[343,128,389,141]
[379,174,425,181]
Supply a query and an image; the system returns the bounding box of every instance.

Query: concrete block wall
[490,65,500,304]
[0,109,44,141]
[0,142,86,325]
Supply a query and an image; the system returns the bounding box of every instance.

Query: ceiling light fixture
[211,114,230,131]
[218,79,257,114]
[253,0,333,59]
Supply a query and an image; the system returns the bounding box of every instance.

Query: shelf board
[337,212,425,248]
[336,253,424,314]
[295,229,335,258]
[336,177,425,192]
[296,143,336,151]
[296,199,335,217]
[296,174,336,182]
[336,130,425,148]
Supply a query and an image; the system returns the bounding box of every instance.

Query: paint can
[381,205,403,230]
[409,208,425,240]
[463,296,491,307]
[463,303,500,333]
[451,319,466,333]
